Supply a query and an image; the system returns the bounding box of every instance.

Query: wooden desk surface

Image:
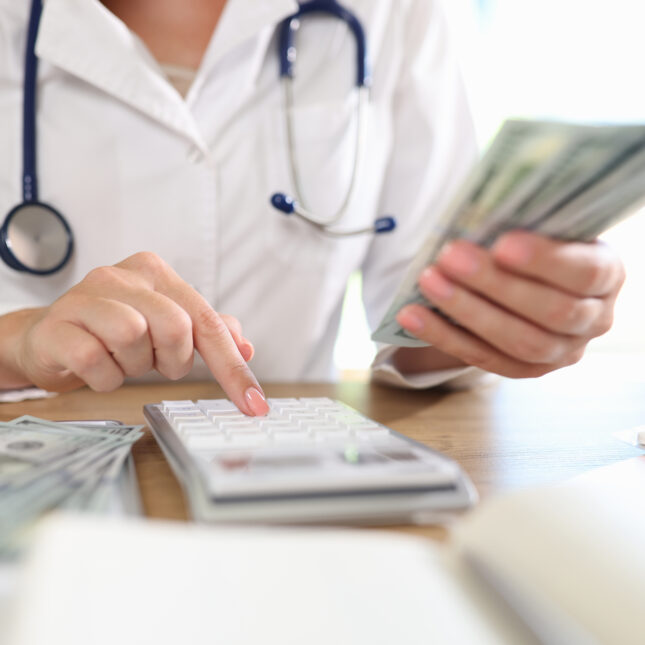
[1,354,643,541]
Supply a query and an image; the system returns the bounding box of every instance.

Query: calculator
[144,398,477,524]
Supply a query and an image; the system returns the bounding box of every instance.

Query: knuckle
[195,307,229,340]
[112,312,149,347]
[159,308,194,346]
[545,297,592,334]
[84,265,122,286]
[224,360,252,383]
[615,260,627,291]
[91,373,124,393]
[590,309,614,337]
[48,293,78,317]
[122,252,174,286]
[579,253,617,295]
[126,363,152,379]
[510,331,559,364]
[68,341,106,373]
[598,244,626,293]
[580,262,605,294]
[159,356,194,381]
[131,251,168,273]
[561,346,586,367]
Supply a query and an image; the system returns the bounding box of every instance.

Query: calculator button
[184,434,229,450]
[227,433,268,448]
[222,422,265,434]
[267,398,302,408]
[304,422,341,432]
[167,412,208,424]
[205,410,245,420]
[272,431,312,443]
[175,421,215,434]
[299,398,337,407]
[258,421,297,433]
[162,400,195,411]
[289,414,323,425]
[197,400,240,412]
[314,429,351,442]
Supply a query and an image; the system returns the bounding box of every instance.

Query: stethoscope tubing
[282,81,368,228]
[278,0,370,88]
[273,0,396,237]
[23,0,42,202]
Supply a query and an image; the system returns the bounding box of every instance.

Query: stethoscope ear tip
[374,216,396,234]
[270,192,296,215]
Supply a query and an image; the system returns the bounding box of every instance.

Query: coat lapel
[36,0,207,149]
[35,0,299,149]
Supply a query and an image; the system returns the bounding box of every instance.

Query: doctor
[0,0,625,416]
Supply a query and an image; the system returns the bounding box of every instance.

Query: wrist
[0,308,45,389]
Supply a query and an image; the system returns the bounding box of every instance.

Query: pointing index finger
[189,304,269,416]
[121,253,268,416]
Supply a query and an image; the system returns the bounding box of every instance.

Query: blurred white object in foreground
[6,457,645,645]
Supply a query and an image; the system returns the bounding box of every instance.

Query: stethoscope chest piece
[0,202,73,275]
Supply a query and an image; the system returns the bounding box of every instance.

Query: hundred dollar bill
[9,416,143,441]
[372,119,645,347]
[0,424,113,489]
[0,422,129,516]
[0,417,142,556]
[538,145,645,240]
[477,124,645,241]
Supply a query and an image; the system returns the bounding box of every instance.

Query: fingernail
[494,232,534,266]
[420,267,455,300]
[438,242,479,276]
[245,386,269,416]
[396,308,424,332]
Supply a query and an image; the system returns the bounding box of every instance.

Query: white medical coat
[0,0,478,385]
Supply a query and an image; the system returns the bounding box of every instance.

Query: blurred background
[334,0,645,374]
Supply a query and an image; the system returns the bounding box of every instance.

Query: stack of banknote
[373,119,645,346]
[0,416,143,556]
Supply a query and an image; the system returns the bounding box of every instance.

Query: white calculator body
[144,398,477,524]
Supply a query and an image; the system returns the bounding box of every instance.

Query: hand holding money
[373,118,641,378]
[394,231,624,378]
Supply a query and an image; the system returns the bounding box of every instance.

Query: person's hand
[12,252,269,415]
[395,231,626,378]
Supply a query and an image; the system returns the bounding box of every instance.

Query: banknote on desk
[0,416,143,558]
[372,119,645,346]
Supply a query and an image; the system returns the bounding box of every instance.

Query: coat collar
[35,0,298,148]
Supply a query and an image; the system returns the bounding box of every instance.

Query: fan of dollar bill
[0,416,143,557]
[373,119,645,347]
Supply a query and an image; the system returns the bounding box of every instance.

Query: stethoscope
[0,0,396,276]
[270,0,396,238]
[0,0,73,275]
